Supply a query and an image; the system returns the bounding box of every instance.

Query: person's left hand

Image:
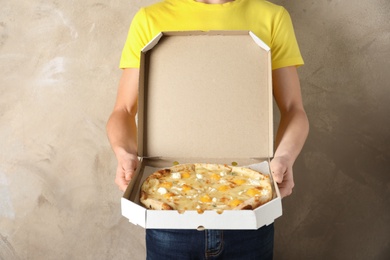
[270,156,294,198]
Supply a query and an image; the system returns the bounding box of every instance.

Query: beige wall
[0,0,389,259]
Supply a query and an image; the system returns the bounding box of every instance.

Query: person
[106,0,309,259]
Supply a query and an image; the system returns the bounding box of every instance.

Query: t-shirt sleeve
[119,8,151,69]
[271,7,304,70]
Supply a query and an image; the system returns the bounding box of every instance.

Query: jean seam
[205,231,224,259]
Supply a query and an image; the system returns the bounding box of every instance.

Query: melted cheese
[144,165,272,212]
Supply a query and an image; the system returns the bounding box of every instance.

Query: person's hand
[115,150,139,192]
[270,156,294,198]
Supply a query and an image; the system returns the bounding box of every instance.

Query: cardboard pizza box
[121,31,282,230]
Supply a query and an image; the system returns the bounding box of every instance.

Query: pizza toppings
[140,163,273,213]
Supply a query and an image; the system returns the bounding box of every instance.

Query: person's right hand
[115,150,139,192]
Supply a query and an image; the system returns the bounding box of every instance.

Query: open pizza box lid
[121,31,282,229]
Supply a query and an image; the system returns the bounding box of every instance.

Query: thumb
[124,168,133,181]
[123,158,138,181]
[270,160,286,183]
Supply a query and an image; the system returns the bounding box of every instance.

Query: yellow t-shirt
[120,0,304,70]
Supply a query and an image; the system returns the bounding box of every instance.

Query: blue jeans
[146,224,274,260]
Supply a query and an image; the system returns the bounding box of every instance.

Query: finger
[270,163,285,183]
[279,184,293,198]
[125,169,134,181]
[125,160,138,181]
[277,175,294,198]
[115,175,129,192]
[278,184,289,198]
[272,171,283,183]
[115,165,130,191]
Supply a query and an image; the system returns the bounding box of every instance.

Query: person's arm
[106,68,140,191]
[271,66,309,198]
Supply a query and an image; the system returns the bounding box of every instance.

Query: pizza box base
[121,157,282,230]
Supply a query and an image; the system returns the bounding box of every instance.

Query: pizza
[140,163,273,213]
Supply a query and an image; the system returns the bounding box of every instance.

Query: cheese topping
[141,163,273,213]
[171,172,181,179]
[157,187,167,195]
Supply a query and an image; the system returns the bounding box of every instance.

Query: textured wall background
[0,0,389,260]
